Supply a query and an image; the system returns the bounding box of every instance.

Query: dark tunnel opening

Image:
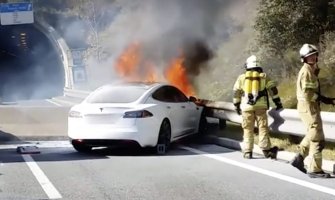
[0,24,64,102]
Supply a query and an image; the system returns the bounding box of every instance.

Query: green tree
[255,0,335,56]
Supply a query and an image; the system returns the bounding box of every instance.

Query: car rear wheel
[72,142,92,153]
[156,119,171,155]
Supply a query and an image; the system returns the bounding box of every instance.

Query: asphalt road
[0,98,71,141]
[1,139,335,200]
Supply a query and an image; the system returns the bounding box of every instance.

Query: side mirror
[189,96,197,102]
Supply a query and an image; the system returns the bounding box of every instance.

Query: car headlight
[123,110,153,118]
[69,110,83,118]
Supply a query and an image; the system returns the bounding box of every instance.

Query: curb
[205,135,335,174]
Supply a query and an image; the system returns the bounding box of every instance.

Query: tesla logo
[99,108,103,112]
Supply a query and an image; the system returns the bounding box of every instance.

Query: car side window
[152,86,175,102]
[169,87,188,102]
[152,86,188,103]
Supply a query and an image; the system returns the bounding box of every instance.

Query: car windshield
[86,85,148,103]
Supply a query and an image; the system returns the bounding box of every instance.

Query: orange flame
[115,43,141,80]
[114,43,196,97]
[165,57,195,96]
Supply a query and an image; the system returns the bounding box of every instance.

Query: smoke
[82,0,242,88]
[43,0,257,99]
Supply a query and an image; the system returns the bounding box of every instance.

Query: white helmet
[299,44,318,62]
[245,55,259,69]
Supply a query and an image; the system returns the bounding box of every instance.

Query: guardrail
[63,88,91,99]
[202,101,335,142]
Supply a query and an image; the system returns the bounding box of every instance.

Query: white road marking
[46,99,62,107]
[22,155,62,199]
[0,141,71,150]
[182,146,335,197]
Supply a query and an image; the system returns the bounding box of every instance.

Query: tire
[198,112,208,135]
[219,119,226,130]
[156,119,171,155]
[72,142,92,153]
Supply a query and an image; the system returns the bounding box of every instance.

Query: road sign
[0,3,34,25]
[72,67,87,83]
[70,49,85,65]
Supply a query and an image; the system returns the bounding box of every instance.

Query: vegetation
[255,0,335,56]
[253,0,335,111]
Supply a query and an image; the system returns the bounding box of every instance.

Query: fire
[114,43,196,97]
[165,57,195,96]
[115,43,140,79]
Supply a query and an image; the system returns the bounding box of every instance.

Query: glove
[234,103,241,115]
[273,98,283,110]
[317,94,335,105]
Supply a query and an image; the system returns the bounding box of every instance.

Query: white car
[68,82,206,154]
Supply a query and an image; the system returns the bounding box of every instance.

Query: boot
[290,153,307,173]
[307,171,331,178]
[263,146,278,159]
[243,152,252,159]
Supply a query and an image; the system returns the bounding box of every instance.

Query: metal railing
[204,101,335,142]
[63,88,91,100]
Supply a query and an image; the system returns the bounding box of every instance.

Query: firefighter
[233,55,283,159]
[290,44,335,178]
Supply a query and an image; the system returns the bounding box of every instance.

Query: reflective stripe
[304,81,318,89]
[266,80,276,89]
[272,94,279,99]
[233,98,241,104]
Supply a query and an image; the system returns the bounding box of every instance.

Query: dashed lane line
[22,155,62,199]
[182,146,335,197]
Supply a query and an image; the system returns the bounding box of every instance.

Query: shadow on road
[0,130,21,143]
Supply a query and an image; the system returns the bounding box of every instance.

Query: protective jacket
[233,69,279,111]
[296,63,319,102]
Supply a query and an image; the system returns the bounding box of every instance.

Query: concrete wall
[34,17,76,91]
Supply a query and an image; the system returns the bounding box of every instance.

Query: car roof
[102,81,169,90]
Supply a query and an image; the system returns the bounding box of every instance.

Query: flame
[165,56,195,97]
[144,61,159,83]
[115,43,141,80]
[114,43,196,97]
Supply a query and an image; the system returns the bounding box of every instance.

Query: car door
[170,87,200,135]
[165,86,191,138]
[150,86,184,139]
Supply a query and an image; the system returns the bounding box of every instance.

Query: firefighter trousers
[241,109,271,153]
[298,101,325,173]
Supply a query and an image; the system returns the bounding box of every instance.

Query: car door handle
[181,106,186,108]
[167,106,171,109]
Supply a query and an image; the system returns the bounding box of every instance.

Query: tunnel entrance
[0,24,64,102]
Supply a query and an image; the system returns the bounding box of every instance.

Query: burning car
[68,82,206,154]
